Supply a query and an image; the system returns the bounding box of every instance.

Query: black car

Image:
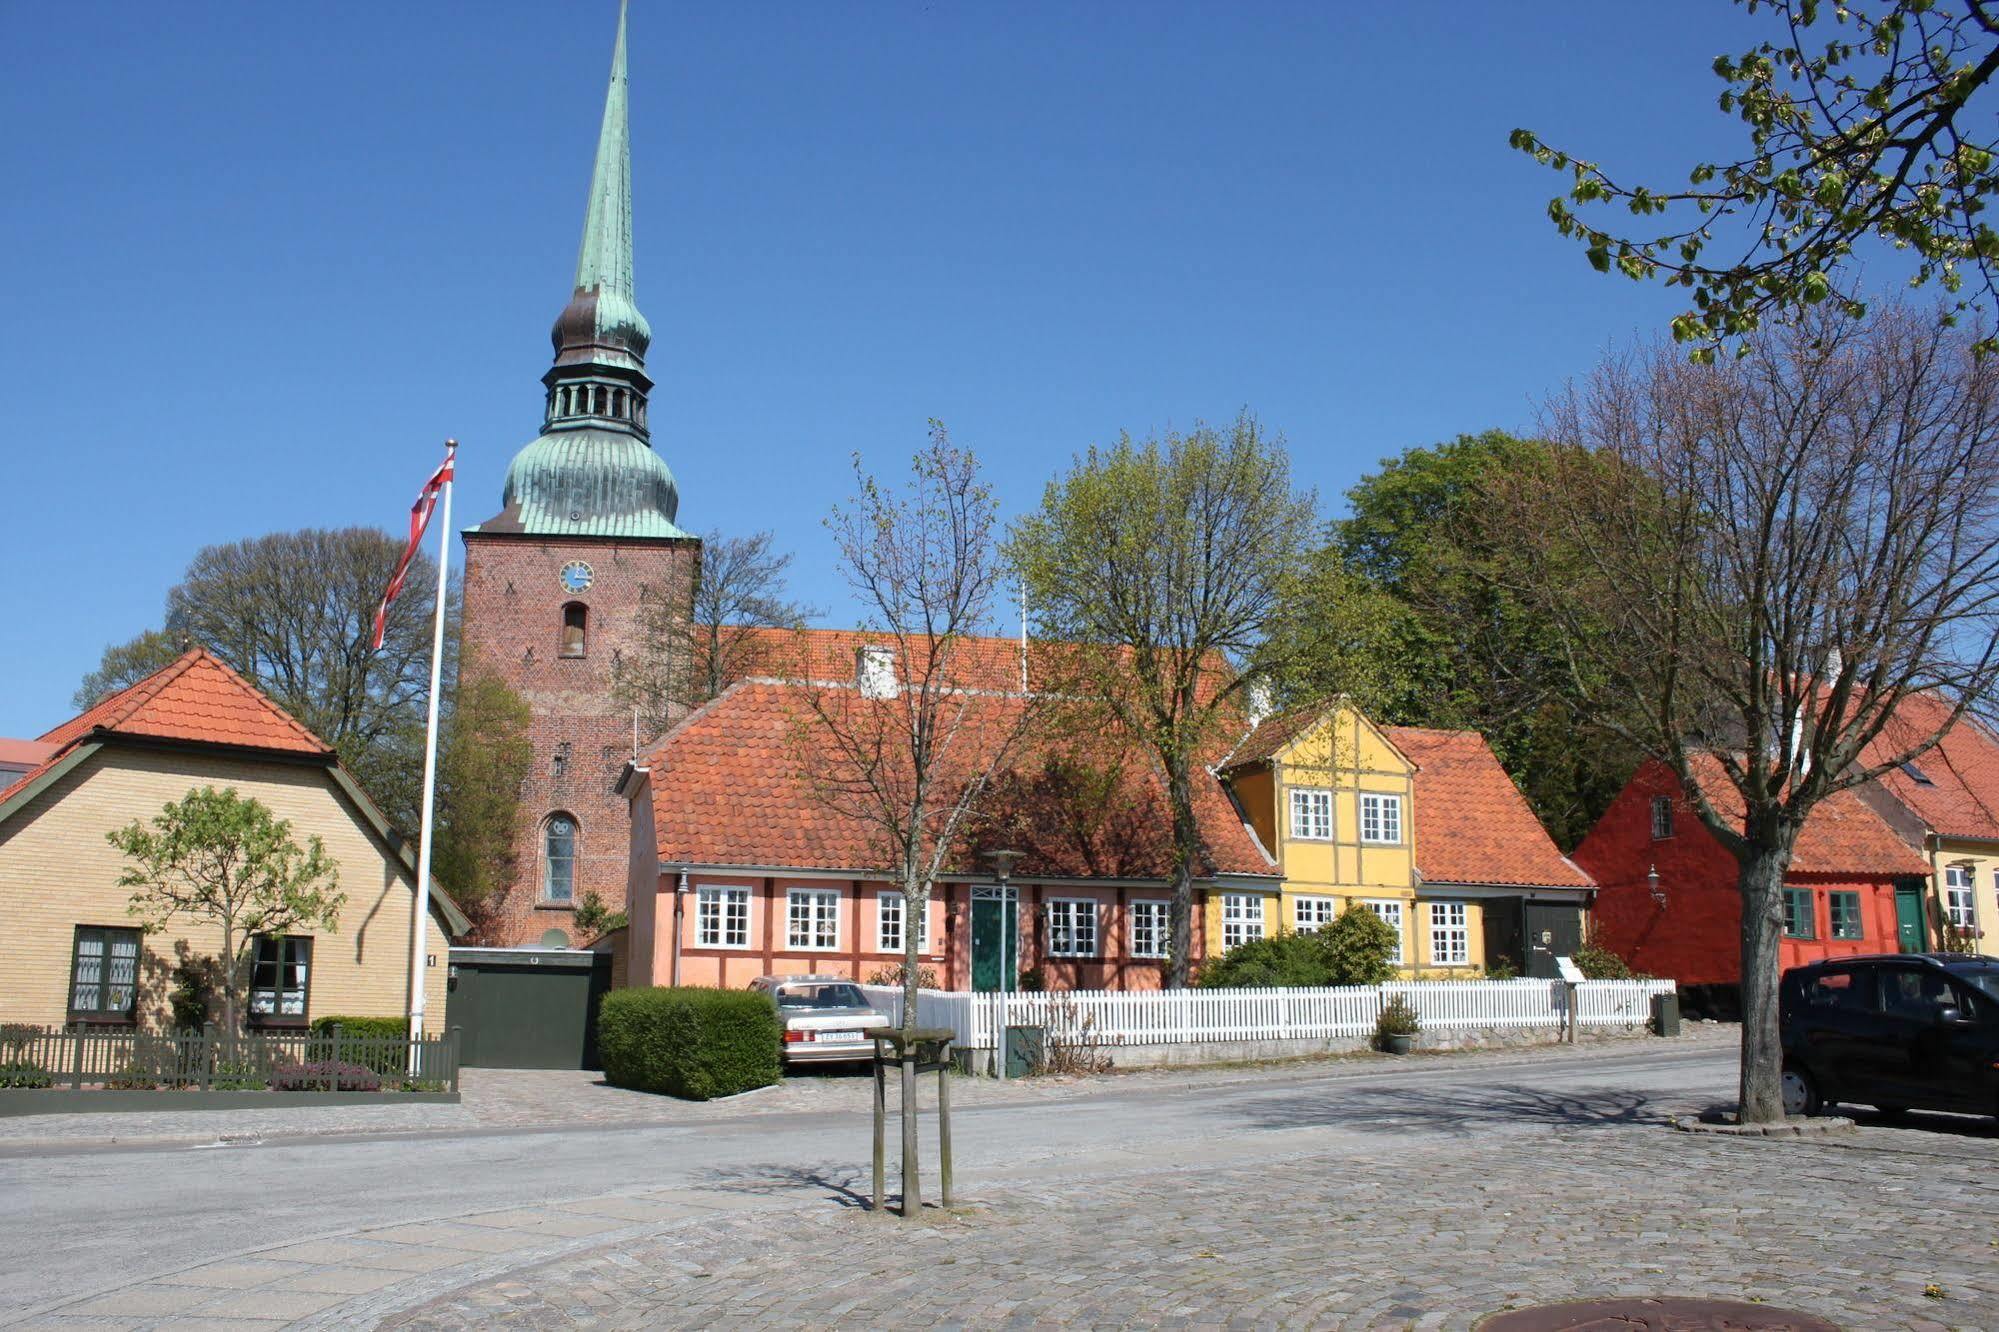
[1780,953,1999,1119]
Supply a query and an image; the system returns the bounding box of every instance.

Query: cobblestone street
[386,1123,1999,1331]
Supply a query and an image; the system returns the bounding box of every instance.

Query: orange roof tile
[1221,705,1328,771]
[1681,752,1929,876]
[1380,726,1594,890]
[40,649,331,759]
[647,679,1274,881]
[1860,691,1999,843]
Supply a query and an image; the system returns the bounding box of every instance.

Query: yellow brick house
[1216,702,1595,977]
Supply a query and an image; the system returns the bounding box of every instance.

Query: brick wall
[459,531,697,946]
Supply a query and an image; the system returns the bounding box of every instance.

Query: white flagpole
[407,440,457,1071]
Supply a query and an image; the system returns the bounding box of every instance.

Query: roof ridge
[39,648,203,747]
[183,649,334,755]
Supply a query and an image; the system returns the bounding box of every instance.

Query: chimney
[857,645,898,700]
[1247,678,1276,728]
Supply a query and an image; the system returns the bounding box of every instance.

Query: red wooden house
[1572,755,1929,1012]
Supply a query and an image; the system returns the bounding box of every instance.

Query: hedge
[598,987,782,1101]
[308,1016,409,1040]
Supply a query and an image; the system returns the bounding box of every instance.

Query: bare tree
[796,423,1038,1216]
[1506,305,1999,1122]
[616,530,814,733]
[1007,413,1319,986]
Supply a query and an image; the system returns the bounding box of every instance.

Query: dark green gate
[448,947,612,1069]
[1522,901,1584,980]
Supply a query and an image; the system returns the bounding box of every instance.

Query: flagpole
[407,439,456,1071]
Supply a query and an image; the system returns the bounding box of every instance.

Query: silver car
[750,975,889,1066]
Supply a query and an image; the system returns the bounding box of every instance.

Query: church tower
[460,1,698,946]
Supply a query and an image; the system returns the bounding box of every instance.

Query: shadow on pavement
[689,1161,874,1208]
[1238,1081,1668,1137]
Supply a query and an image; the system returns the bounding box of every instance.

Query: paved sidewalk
[0,1024,1734,1154]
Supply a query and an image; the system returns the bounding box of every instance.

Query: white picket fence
[858,978,1675,1054]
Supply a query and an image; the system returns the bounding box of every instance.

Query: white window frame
[1359,792,1403,845]
[1293,895,1339,934]
[787,888,841,951]
[1428,901,1469,966]
[1222,894,1266,950]
[696,885,750,949]
[1045,898,1099,957]
[1129,899,1170,959]
[1288,788,1333,841]
[1363,899,1406,965]
[876,890,931,955]
[1946,865,1978,931]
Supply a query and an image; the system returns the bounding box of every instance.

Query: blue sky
[0,1,1751,735]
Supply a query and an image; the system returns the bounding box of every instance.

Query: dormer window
[1901,760,1934,785]
[561,603,588,657]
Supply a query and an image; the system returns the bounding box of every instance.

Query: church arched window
[541,814,578,904]
[560,603,588,657]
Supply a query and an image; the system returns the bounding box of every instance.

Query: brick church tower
[460,3,697,946]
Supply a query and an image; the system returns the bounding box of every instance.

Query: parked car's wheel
[1781,1064,1822,1117]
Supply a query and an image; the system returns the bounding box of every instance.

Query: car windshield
[771,982,868,1010]
[1952,969,1999,1005]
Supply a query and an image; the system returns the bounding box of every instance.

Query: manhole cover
[1480,1297,1840,1331]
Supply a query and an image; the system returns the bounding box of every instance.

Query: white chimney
[857,645,898,700]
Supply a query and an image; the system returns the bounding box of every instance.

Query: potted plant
[1375,995,1420,1055]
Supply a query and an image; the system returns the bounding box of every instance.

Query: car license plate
[819,1030,862,1043]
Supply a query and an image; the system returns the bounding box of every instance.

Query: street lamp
[983,849,1023,1081]
[1647,864,1666,909]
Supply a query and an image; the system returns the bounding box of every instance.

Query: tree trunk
[899,869,921,1217]
[220,923,241,1038]
[1735,836,1794,1124]
[1163,755,1202,989]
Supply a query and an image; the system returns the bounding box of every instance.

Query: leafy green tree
[73,630,185,710]
[431,663,533,912]
[1320,905,1400,987]
[110,786,346,1035]
[1009,413,1320,987]
[1274,432,1636,847]
[1514,0,1999,358]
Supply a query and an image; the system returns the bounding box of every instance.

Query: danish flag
[371,443,457,650]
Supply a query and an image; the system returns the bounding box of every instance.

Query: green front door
[971,893,1018,992]
[1895,881,1928,953]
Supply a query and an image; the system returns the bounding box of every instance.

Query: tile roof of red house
[642,677,1276,882]
[1680,752,1929,876]
[1379,725,1595,890]
[1859,690,1999,842]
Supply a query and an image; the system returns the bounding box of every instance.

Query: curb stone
[1672,1113,1856,1136]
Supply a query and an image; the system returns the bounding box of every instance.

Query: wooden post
[871,1040,887,1213]
[328,1023,342,1092]
[449,1025,463,1093]
[937,1054,953,1208]
[70,1025,86,1091]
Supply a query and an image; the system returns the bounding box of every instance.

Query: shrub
[1320,907,1400,986]
[864,962,941,989]
[1374,995,1421,1046]
[573,891,629,938]
[269,1059,383,1092]
[598,987,782,1101]
[308,1015,409,1040]
[210,1059,264,1091]
[0,1061,51,1089]
[1199,931,1332,988]
[1574,944,1644,980]
[1481,956,1521,980]
[1016,967,1046,992]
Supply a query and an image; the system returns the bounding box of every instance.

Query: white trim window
[696,885,750,949]
[1945,865,1979,931]
[787,888,840,951]
[1363,899,1406,965]
[1288,788,1333,841]
[876,891,930,955]
[1046,899,1099,957]
[1129,900,1170,959]
[1359,793,1403,845]
[1428,901,1469,966]
[1222,894,1266,950]
[1293,895,1338,934]
[1650,796,1674,840]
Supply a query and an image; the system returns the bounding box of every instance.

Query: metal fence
[859,978,1677,1053]
[0,1024,461,1093]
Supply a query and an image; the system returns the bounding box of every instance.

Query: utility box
[1652,991,1681,1038]
[1005,1025,1046,1077]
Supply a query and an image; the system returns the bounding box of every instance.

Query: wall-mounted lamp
[1647,864,1666,909]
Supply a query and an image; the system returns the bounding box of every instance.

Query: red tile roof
[1380,726,1594,890]
[40,649,332,758]
[1221,705,1331,771]
[646,679,1274,881]
[1681,752,1929,876]
[0,738,56,769]
[1861,691,1999,842]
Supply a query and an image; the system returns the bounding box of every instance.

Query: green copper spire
[473,0,689,542]
[574,0,634,299]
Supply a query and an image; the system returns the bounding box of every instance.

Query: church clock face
[559,561,595,594]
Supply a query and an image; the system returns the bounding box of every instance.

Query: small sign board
[1555,956,1585,985]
